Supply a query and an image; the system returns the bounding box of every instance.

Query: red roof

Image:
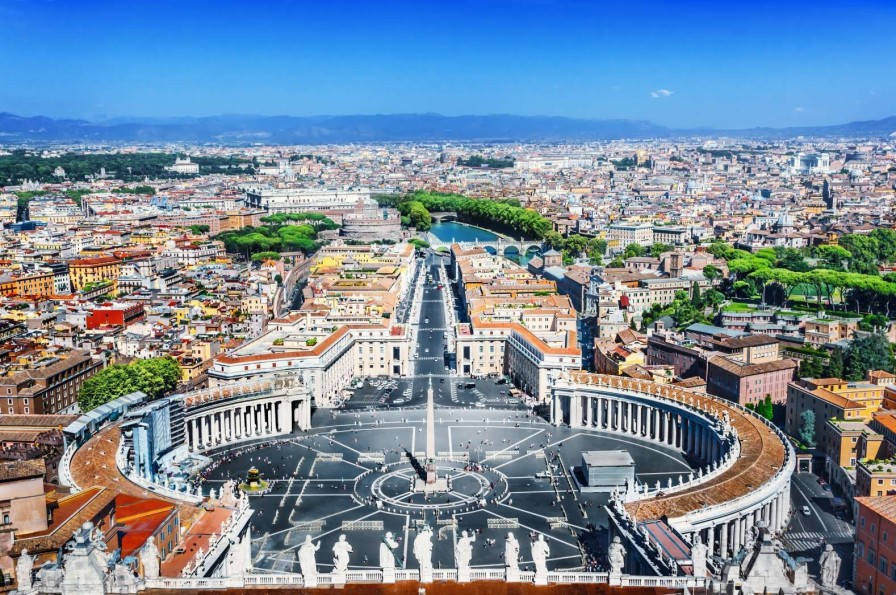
[114,494,177,559]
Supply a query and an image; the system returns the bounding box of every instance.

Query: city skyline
[1,0,894,128]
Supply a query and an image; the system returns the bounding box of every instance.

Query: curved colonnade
[550,372,794,560]
[183,377,311,454]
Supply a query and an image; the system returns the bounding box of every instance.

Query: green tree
[871,228,896,263]
[562,235,589,259]
[800,356,824,379]
[543,231,563,249]
[799,409,816,447]
[702,264,721,282]
[586,238,608,264]
[623,243,646,259]
[757,395,774,421]
[78,357,181,412]
[839,234,881,275]
[816,245,851,270]
[649,243,674,258]
[775,247,810,272]
[843,332,896,381]
[825,348,844,379]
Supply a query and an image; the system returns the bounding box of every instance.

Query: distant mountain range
[1,112,894,144]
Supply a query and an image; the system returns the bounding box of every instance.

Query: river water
[428,221,535,266]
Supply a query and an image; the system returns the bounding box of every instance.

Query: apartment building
[706,356,797,406]
[804,316,859,349]
[607,222,654,248]
[855,496,896,595]
[0,271,56,297]
[69,256,122,291]
[0,349,102,414]
[208,320,410,406]
[786,375,889,443]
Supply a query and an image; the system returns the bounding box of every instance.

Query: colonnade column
[720,521,729,558]
[595,398,603,428]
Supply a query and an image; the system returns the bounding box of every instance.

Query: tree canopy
[216,214,337,258]
[78,357,181,412]
[383,191,552,240]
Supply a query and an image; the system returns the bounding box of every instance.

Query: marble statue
[608,536,626,574]
[691,535,708,578]
[62,522,111,594]
[505,532,520,568]
[819,544,841,588]
[16,548,34,591]
[454,530,475,570]
[36,563,63,591]
[413,526,433,571]
[220,480,237,507]
[744,525,757,554]
[332,535,352,573]
[140,539,160,580]
[297,535,321,581]
[531,534,550,576]
[108,561,140,593]
[380,532,399,570]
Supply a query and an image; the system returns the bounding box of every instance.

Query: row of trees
[456,155,514,168]
[398,200,433,231]
[258,212,339,227]
[799,333,896,381]
[0,150,255,184]
[746,395,775,421]
[708,241,896,316]
[639,285,725,331]
[382,191,552,240]
[216,214,338,259]
[78,357,181,412]
[542,233,607,264]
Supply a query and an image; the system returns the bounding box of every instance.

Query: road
[347,252,516,412]
[782,470,854,580]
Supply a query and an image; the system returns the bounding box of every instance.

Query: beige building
[0,459,48,534]
[804,316,859,349]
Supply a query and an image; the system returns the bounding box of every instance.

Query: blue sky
[1,0,894,128]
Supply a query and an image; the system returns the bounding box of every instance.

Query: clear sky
[1,0,894,128]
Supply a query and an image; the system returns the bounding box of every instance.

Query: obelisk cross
[425,377,437,484]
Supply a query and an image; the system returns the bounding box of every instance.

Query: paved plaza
[200,254,693,574]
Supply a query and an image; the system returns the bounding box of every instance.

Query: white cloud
[794,107,804,112]
[650,89,674,98]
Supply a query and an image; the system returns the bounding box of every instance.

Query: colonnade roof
[564,372,788,522]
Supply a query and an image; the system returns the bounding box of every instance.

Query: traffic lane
[788,472,850,535]
[796,472,853,534]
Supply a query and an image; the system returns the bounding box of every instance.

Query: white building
[167,157,200,174]
[244,186,372,213]
[789,152,830,175]
[607,223,654,248]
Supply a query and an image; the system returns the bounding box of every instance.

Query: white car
[801,506,811,516]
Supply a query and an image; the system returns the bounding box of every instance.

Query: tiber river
[428,221,536,266]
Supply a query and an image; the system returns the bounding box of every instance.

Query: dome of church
[776,211,794,228]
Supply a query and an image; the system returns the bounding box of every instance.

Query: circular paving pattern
[201,406,695,574]
[356,461,510,516]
